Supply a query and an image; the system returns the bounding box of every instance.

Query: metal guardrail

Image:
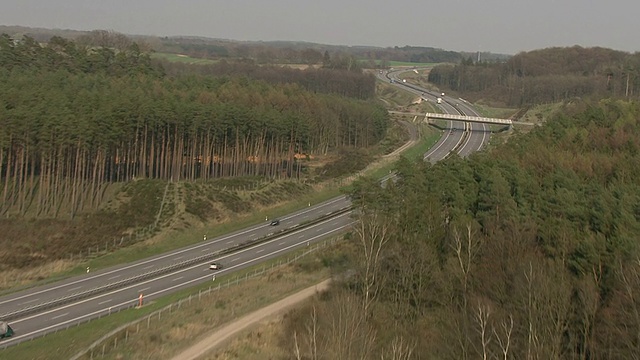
[0,206,353,322]
[1,237,343,351]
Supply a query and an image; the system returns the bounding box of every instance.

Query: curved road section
[0,69,490,349]
[382,68,489,160]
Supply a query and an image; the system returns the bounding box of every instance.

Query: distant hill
[0,25,510,65]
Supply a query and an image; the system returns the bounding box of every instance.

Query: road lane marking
[138,287,150,293]
[172,277,184,282]
[52,312,68,320]
[0,193,350,307]
[98,299,112,305]
[21,298,40,305]
[201,248,210,252]
[231,257,241,263]
[256,249,264,254]
[10,214,353,327]
[67,286,82,292]
[6,216,356,345]
[174,256,183,260]
[143,265,154,270]
[108,275,121,280]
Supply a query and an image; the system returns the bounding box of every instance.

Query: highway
[0,196,350,318]
[0,68,491,349]
[1,212,354,347]
[382,68,489,160]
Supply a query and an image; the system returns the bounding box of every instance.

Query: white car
[209,263,221,270]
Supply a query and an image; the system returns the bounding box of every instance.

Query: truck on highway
[0,321,14,339]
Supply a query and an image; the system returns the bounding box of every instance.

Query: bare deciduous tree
[381,336,414,360]
[522,259,571,360]
[325,291,377,360]
[354,211,390,317]
[446,223,482,360]
[493,314,514,360]
[474,303,492,360]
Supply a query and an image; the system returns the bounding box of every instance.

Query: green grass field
[387,60,436,67]
[150,52,217,65]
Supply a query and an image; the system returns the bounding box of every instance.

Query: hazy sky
[1,0,639,55]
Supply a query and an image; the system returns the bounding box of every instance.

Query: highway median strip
[0,206,353,323]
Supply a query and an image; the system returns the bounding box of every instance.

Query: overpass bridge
[423,112,512,126]
[390,111,513,126]
[394,111,513,126]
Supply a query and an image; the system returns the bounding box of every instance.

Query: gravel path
[171,279,331,360]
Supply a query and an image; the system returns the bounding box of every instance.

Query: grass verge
[150,52,217,65]
[78,187,342,273]
[1,237,344,359]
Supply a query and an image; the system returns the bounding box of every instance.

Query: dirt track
[171,279,331,360]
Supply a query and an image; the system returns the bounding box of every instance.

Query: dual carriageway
[0,67,493,349]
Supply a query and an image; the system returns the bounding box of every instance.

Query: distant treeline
[429,46,640,106]
[160,60,376,100]
[0,34,386,218]
[155,37,501,66]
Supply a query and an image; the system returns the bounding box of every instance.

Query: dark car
[270,219,280,226]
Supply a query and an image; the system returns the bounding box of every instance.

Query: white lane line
[256,249,264,254]
[138,287,150,293]
[298,235,305,239]
[172,277,184,282]
[142,265,154,270]
[98,299,112,305]
[0,196,349,307]
[174,256,183,261]
[226,240,234,244]
[279,241,286,246]
[6,216,355,345]
[230,257,241,263]
[67,286,82,292]
[201,248,210,252]
[249,234,256,238]
[21,298,40,305]
[108,275,121,280]
[51,312,68,320]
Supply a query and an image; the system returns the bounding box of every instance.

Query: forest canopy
[0,35,387,219]
[428,46,640,106]
[302,99,640,359]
